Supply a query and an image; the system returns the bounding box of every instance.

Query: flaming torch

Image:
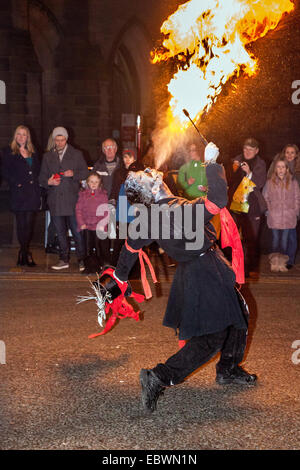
[136,114,141,159]
[150,0,294,168]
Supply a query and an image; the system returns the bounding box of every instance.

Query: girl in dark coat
[2,125,41,266]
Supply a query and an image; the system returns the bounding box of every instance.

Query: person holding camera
[227,138,267,277]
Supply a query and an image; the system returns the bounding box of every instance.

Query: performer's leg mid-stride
[140,325,257,413]
[89,143,257,414]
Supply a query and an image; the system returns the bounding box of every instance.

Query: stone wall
[0,0,300,166]
[0,1,42,152]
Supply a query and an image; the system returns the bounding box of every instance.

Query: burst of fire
[151,0,294,164]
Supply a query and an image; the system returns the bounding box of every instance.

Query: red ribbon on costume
[204,199,245,284]
[125,240,158,299]
[89,267,145,339]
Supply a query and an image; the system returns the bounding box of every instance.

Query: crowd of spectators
[176,136,300,276]
[1,126,144,273]
[1,125,300,276]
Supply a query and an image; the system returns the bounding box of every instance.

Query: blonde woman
[2,125,41,266]
[267,144,299,180]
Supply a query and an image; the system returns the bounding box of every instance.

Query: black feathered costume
[114,163,252,387]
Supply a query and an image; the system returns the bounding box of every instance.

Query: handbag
[230,176,256,213]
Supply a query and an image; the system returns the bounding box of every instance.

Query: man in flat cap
[227,137,267,277]
[39,127,89,270]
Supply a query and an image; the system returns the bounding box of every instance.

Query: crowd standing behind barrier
[1,127,300,273]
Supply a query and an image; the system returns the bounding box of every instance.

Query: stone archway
[28,0,63,70]
[109,17,154,149]
[27,0,63,148]
[27,0,104,162]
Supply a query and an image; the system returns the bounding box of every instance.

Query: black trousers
[14,211,36,253]
[82,229,110,266]
[153,326,247,386]
[231,212,262,273]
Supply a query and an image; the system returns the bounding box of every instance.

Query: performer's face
[125,168,163,206]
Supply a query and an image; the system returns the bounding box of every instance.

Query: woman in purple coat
[263,158,300,271]
[76,172,109,273]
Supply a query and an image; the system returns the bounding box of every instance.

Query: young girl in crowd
[268,144,300,184]
[263,158,300,272]
[267,144,300,268]
[76,171,109,273]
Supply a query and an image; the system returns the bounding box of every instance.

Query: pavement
[0,201,300,451]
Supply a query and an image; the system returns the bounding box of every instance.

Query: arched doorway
[109,18,154,151]
[112,43,140,129]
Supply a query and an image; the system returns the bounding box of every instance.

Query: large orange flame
[151,0,294,167]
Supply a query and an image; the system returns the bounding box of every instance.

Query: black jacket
[1,146,41,212]
[227,154,267,216]
[93,155,122,200]
[115,163,247,339]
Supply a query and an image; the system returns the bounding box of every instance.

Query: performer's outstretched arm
[115,237,153,282]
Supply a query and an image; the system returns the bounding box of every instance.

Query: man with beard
[99,142,257,414]
[39,127,88,271]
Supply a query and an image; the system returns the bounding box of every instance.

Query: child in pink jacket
[263,158,300,271]
[76,171,109,272]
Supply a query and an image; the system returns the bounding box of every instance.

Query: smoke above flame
[150,0,294,168]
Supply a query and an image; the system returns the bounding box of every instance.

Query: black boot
[216,365,257,385]
[140,369,165,413]
[216,326,256,385]
[25,252,36,267]
[17,250,26,266]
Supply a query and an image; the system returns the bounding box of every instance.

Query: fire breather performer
[85,142,257,413]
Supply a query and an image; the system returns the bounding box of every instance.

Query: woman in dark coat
[2,125,41,266]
